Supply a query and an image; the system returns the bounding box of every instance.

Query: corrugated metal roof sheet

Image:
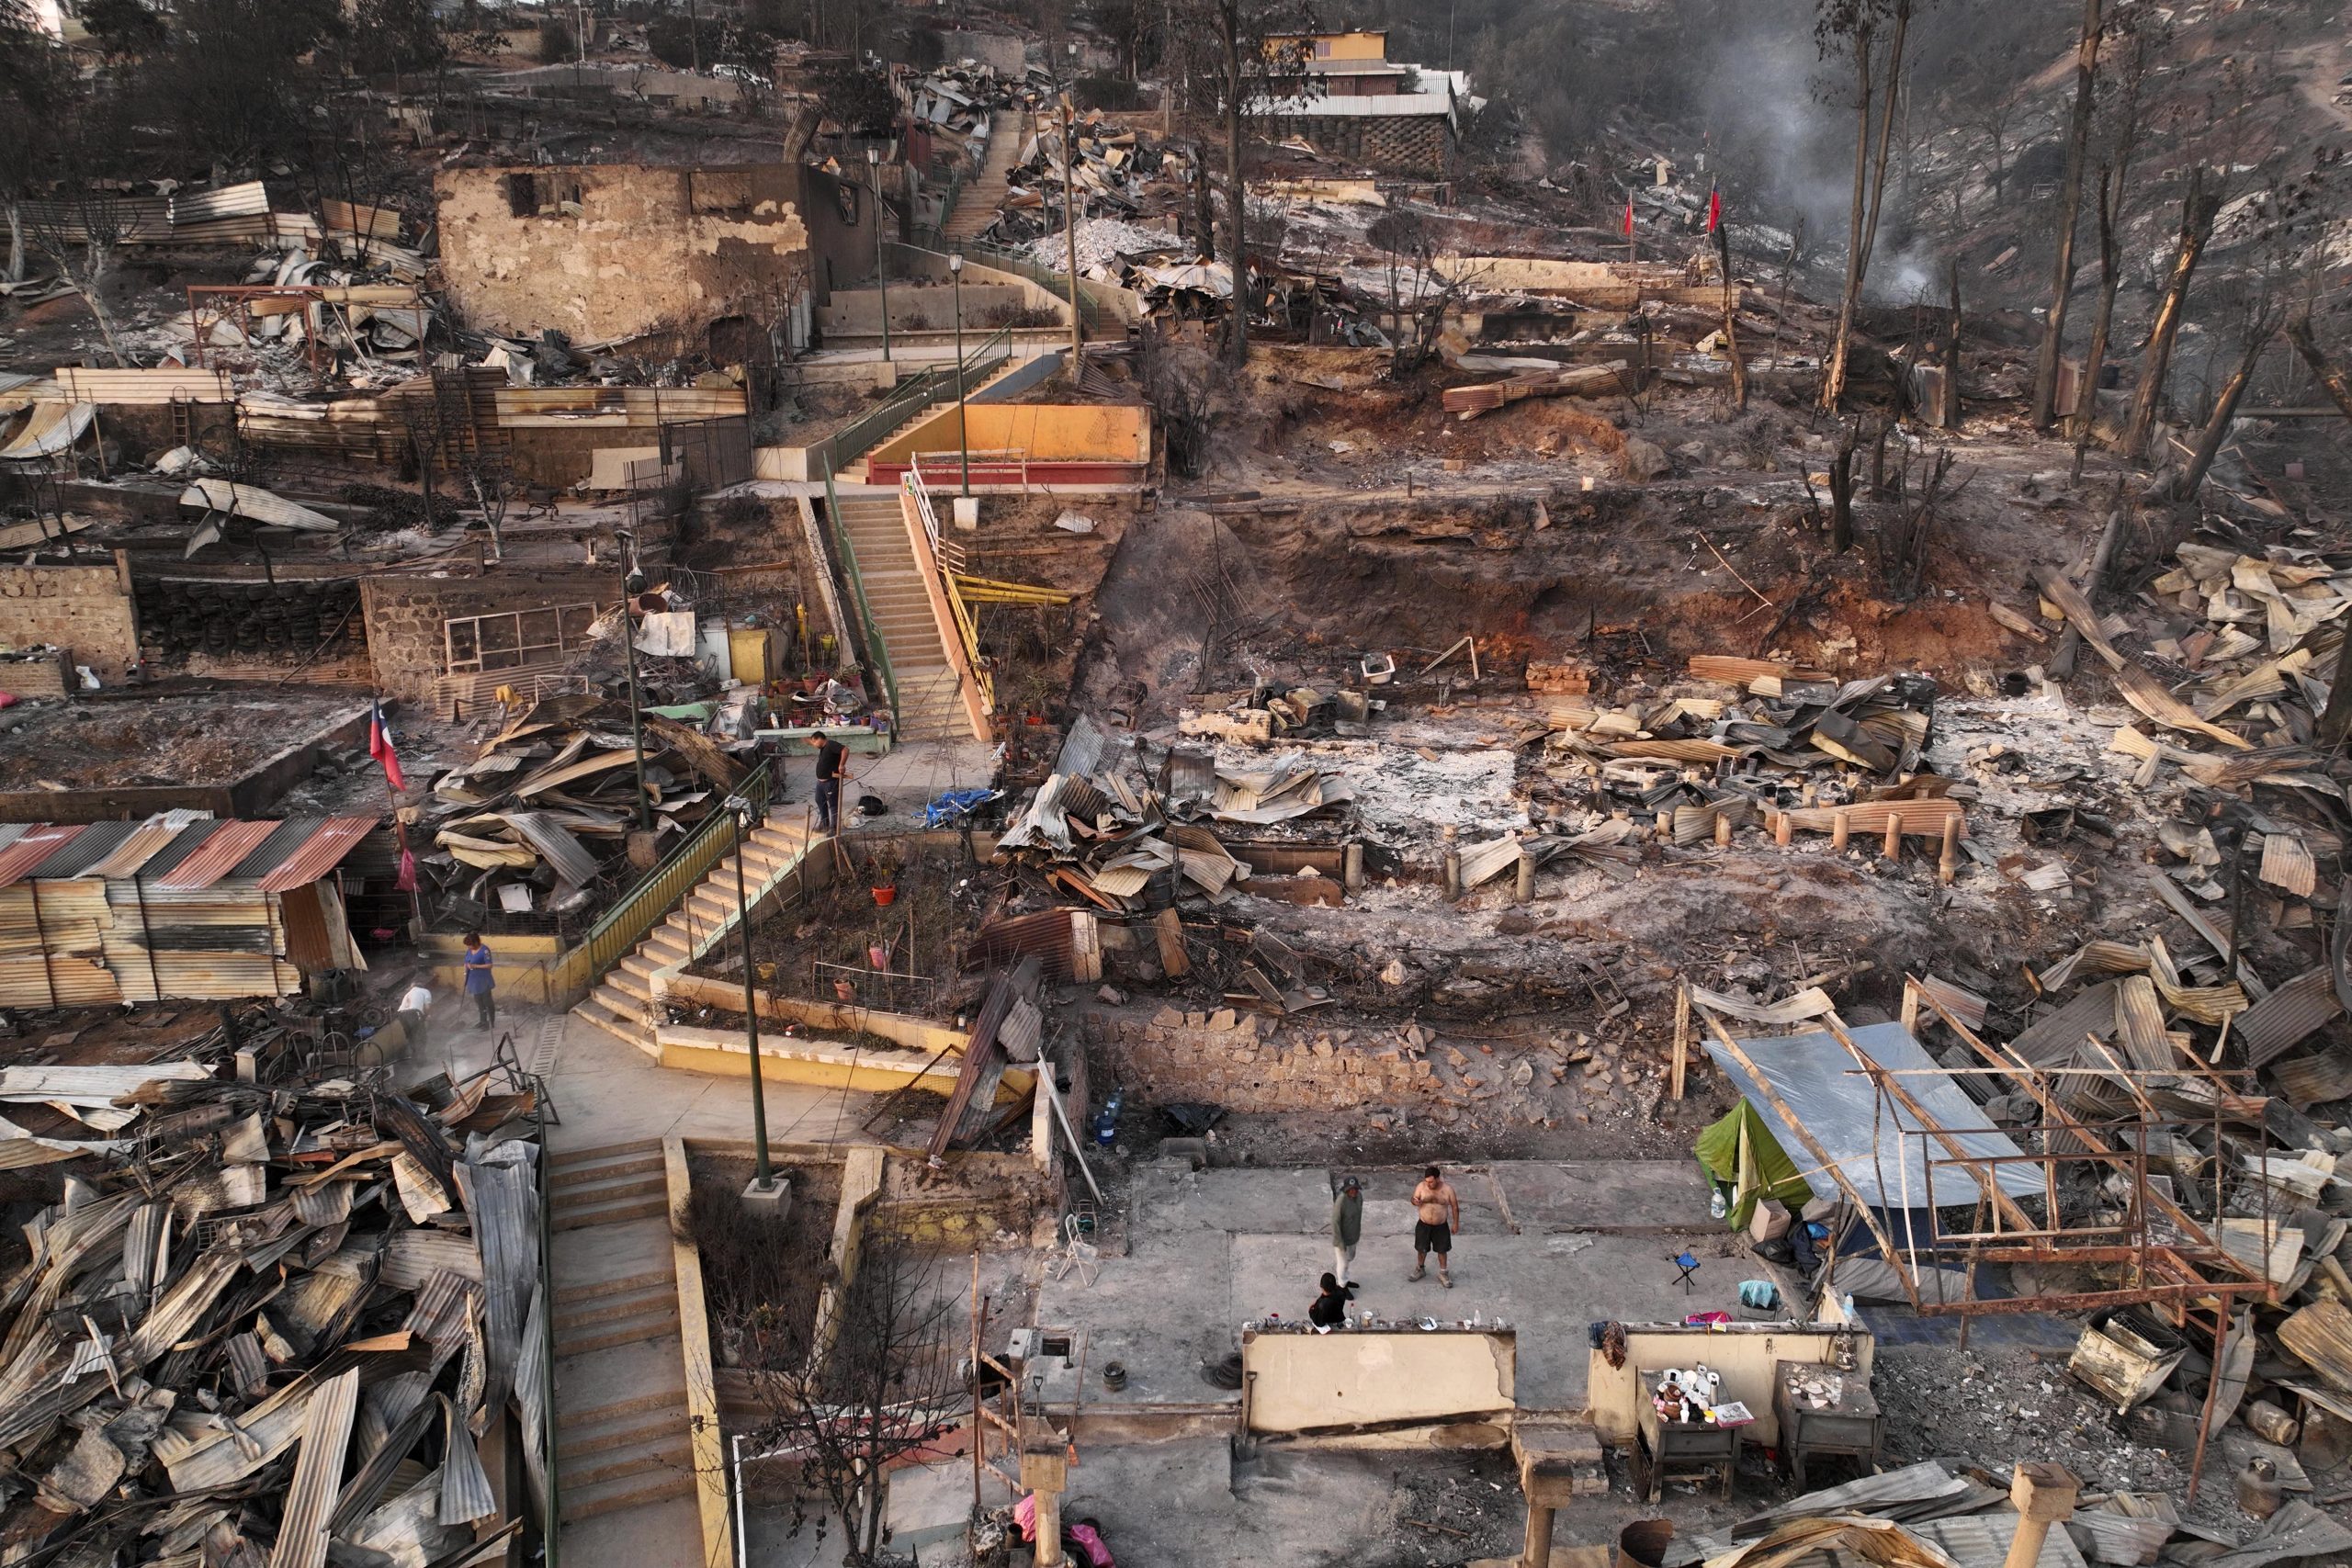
[230,816,325,881]
[84,813,205,880]
[132,818,224,882]
[2237,966,2344,1068]
[0,825,86,888]
[256,815,378,892]
[26,821,141,880]
[153,821,279,888]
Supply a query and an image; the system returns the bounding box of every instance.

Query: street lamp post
[729,796,775,1190]
[867,147,891,367]
[949,251,970,496]
[614,527,653,834]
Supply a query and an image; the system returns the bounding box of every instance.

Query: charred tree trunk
[2125,168,2220,457]
[2030,0,2105,429]
[2071,166,2123,473]
[1191,138,1216,259]
[1715,223,1747,412]
[1828,427,1859,555]
[1821,17,1875,412]
[2286,316,2352,431]
[2175,329,2274,501]
[1943,258,1962,430]
[1218,1,1248,368]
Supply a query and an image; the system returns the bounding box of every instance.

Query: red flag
[1623,197,1635,238]
[368,698,407,793]
[1708,184,1722,233]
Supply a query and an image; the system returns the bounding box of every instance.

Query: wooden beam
[1816,1013,2039,1235]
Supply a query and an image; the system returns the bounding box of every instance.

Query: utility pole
[949,252,971,496]
[731,800,774,1190]
[868,147,891,367]
[1059,93,1086,384]
[615,528,654,834]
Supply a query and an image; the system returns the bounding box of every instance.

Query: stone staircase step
[549,1154,663,1192]
[548,1137,661,1169]
[560,1414,686,1462]
[558,1388,687,1433]
[554,1303,681,1357]
[555,1266,674,1307]
[558,1468,696,1523]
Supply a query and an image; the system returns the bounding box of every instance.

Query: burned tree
[1367,209,1467,375]
[2029,0,2105,430]
[1181,0,1317,368]
[730,1223,966,1568]
[1815,0,1919,411]
[2122,167,2222,457]
[0,0,64,285]
[2285,314,2352,432]
[19,86,141,366]
[2070,16,2157,461]
[2173,276,2286,502]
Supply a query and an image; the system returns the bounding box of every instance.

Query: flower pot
[872,885,897,907]
[868,944,890,970]
[832,978,856,1002]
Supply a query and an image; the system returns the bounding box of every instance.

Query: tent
[1694,1100,1815,1231]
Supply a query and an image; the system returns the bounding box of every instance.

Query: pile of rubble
[426,690,753,927]
[0,1019,547,1564]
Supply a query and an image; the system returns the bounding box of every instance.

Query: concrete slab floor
[1036,1160,1727,1416]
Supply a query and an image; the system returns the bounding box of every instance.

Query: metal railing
[822,457,900,725]
[552,761,772,1001]
[818,325,1012,478]
[904,468,992,718]
[941,238,1128,333]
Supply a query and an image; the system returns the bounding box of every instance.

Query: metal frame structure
[1691,974,2280,1499]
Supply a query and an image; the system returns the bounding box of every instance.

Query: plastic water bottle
[1709,1187,1728,1221]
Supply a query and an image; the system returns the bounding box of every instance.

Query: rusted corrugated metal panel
[84,813,205,880]
[436,1393,497,1525]
[231,817,325,882]
[966,908,1083,980]
[0,826,86,889]
[2238,967,2345,1068]
[132,818,223,882]
[465,1144,538,1410]
[27,823,139,880]
[255,815,378,893]
[2277,1299,2352,1395]
[2271,1049,2352,1109]
[153,821,279,889]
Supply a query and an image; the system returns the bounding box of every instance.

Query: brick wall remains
[0,552,140,681]
[138,577,364,665]
[434,163,811,345]
[359,566,620,702]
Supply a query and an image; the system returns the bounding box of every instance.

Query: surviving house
[0,816,376,1007]
[1257,29,1476,179]
[433,163,812,349]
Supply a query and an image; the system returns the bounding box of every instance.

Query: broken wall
[136,576,364,672]
[1241,1327,1514,1434]
[0,551,140,681]
[359,566,618,703]
[1268,112,1449,176]
[433,164,811,344]
[1084,1006,1442,1112]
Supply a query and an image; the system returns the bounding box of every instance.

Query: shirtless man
[1409,1164,1461,1288]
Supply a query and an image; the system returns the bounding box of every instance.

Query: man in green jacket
[1331,1175,1363,1288]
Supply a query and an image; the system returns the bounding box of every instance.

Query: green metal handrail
[820,325,1013,476]
[576,761,771,983]
[822,456,900,725]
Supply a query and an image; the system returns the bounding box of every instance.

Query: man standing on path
[462,931,495,1029]
[396,979,434,1066]
[1409,1164,1461,1288]
[807,731,848,834]
[1331,1175,1363,1287]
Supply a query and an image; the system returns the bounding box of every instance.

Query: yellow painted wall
[1585,1324,1876,1449]
[869,403,1150,466]
[1272,28,1386,59]
[662,972,966,1052]
[1242,1329,1514,1433]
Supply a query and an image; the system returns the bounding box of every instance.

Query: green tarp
[1693,1099,1815,1231]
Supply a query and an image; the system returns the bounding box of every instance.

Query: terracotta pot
[832,979,855,1002]
[872,885,897,907]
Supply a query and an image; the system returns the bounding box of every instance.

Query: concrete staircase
[549,1141,698,1568]
[831,491,974,743]
[943,112,1021,242]
[573,814,817,1055]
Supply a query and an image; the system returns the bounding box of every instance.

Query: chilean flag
[1708,183,1723,233]
[1623,197,1635,238]
[368,699,407,793]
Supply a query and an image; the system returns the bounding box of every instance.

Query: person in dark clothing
[1308,1271,1355,1328]
[806,732,848,833]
